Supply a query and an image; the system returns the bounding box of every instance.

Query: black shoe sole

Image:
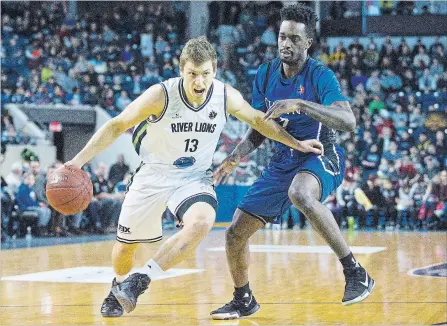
[342,279,375,306]
[101,310,123,318]
[211,304,260,320]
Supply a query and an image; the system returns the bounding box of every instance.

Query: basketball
[46,165,93,215]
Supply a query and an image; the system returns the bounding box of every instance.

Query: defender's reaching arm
[264,99,356,132]
[225,85,323,154]
[68,84,165,168]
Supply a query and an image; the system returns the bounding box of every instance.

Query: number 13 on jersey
[184,139,199,152]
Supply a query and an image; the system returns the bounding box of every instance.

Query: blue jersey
[252,57,347,158]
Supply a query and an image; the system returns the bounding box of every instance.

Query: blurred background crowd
[1,1,446,241]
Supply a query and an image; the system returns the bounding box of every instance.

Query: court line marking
[1,266,204,283]
[208,245,387,254]
[1,302,446,308]
[407,262,447,278]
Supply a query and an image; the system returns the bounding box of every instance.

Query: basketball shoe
[101,279,123,317]
[111,273,150,313]
[342,263,375,306]
[210,291,260,320]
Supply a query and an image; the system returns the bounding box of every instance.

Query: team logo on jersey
[209,110,217,120]
[299,85,305,95]
[173,156,196,168]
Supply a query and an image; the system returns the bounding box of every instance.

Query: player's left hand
[263,99,302,120]
[295,139,324,156]
[213,154,240,186]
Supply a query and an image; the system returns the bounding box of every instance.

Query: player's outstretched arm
[67,84,165,168]
[226,85,323,155]
[264,98,356,132]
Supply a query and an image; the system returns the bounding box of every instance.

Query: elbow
[344,115,356,132]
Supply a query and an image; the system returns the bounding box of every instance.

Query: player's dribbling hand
[295,139,324,156]
[213,154,240,186]
[263,99,301,120]
[64,160,83,170]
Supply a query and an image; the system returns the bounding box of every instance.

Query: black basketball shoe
[101,279,123,317]
[210,291,260,320]
[111,273,150,313]
[342,263,375,306]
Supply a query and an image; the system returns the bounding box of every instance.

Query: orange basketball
[46,165,93,215]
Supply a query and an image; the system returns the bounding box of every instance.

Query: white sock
[115,274,127,283]
[142,259,164,280]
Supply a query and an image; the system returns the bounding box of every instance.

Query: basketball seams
[47,187,84,206]
[46,167,93,214]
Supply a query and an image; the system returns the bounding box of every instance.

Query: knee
[183,202,215,236]
[225,223,245,248]
[288,187,313,212]
[188,216,214,236]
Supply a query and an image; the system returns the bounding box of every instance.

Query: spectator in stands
[383,141,402,162]
[115,90,131,112]
[362,176,385,228]
[260,24,276,47]
[434,131,447,168]
[4,162,23,196]
[336,179,359,228]
[438,71,447,92]
[215,21,239,68]
[91,163,123,232]
[368,95,385,115]
[408,106,425,132]
[418,68,437,92]
[380,69,402,92]
[16,172,51,236]
[351,69,367,89]
[416,132,432,155]
[413,46,430,68]
[361,143,381,180]
[108,154,130,188]
[363,43,380,70]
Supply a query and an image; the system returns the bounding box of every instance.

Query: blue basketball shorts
[238,145,345,223]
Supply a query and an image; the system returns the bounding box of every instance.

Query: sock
[142,258,164,280]
[235,282,250,298]
[340,252,358,269]
[115,274,127,284]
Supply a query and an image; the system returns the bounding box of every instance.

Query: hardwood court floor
[1,229,446,325]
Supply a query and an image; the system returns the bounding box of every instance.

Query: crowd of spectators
[1,146,130,241]
[1,2,186,116]
[1,2,446,236]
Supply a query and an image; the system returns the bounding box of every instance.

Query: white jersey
[132,77,227,173]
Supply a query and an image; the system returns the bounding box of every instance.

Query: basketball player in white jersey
[66,37,323,317]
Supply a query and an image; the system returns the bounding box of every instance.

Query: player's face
[278,20,312,65]
[181,60,216,102]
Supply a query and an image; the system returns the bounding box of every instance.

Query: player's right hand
[295,139,324,155]
[64,160,83,170]
[213,154,240,186]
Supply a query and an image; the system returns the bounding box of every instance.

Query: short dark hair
[280,4,318,39]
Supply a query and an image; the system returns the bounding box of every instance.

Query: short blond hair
[179,36,217,71]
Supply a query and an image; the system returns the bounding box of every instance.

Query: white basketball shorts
[116,163,217,244]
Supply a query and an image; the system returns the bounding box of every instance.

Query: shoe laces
[344,267,363,288]
[127,274,149,295]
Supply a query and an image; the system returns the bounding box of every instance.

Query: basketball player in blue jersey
[211,4,375,320]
